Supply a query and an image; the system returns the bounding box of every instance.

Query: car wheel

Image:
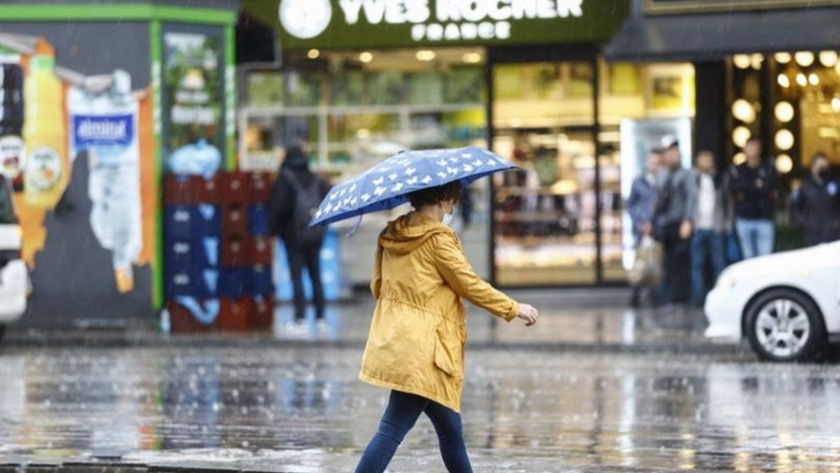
[746,288,826,362]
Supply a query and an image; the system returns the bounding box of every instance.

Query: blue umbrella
[310,146,516,227]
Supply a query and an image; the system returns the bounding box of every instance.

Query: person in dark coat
[790,153,840,246]
[727,137,777,259]
[626,148,662,307]
[652,139,693,306]
[269,142,329,333]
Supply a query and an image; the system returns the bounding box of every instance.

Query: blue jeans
[690,229,726,305]
[355,390,472,473]
[735,219,775,259]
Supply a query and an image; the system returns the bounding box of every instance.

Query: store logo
[73,114,134,147]
[279,0,334,39]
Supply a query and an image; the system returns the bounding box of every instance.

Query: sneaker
[316,319,329,334]
[283,320,309,337]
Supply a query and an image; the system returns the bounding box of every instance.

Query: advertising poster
[0,33,157,327]
[162,30,224,177]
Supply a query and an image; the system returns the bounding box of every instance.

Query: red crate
[221,171,250,203]
[164,175,203,205]
[219,297,252,332]
[250,172,272,203]
[249,236,273,265]
[221,235,250,268]
[250,296,274,331]
[167,299,217,333]
[222,203,248,237]
[200,175,222,204]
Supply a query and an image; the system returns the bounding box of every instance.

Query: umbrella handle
[346,215,363,237]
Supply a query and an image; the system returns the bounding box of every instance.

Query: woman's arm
[431,232,519,321]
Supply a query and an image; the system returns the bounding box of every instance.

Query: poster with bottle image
[163,30,224,177]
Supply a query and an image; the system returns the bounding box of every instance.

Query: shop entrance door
[490,55,601,286]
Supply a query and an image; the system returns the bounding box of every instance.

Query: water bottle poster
[162,30,224,177]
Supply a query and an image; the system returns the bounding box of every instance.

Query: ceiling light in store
[359,52,373,63]
[415,50,436,61]
[356,128,371,139]
[732,126,751,148]
[819,51,838,67]
[832,97,840,112]
[732,99,756,123]
[775,154,793,174]
[733,54,751,69]
[775,52,792,64]
[796,73,807,87]
[733,152,746,165]
[307,49,320,59]
[775,129,794,151]
[750,53,764,70]
[774,101,794,123]
[462,52,482,64]
[777,74,790,88]
[808,73,819,86]
[794,51,815,67]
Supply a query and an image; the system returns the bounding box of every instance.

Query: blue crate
[164,206,198,240]
[165,268,202,298]
[164,236,220,269]
[219,267,250,298]
[248,203,270,236]
[196,204,222,236]
[251,265,274,296]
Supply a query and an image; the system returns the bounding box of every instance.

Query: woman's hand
[517,303,539,326]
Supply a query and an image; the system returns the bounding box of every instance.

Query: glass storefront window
[492,61,598,285]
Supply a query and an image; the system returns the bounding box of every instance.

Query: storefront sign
[645,0,838,14]
[244,0,627,48]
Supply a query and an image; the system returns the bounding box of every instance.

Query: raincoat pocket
[433,323,464,377]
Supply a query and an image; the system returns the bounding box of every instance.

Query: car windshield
[0,177,17,225]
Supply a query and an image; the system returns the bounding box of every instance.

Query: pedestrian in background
[355,181,539,473]
[651,138,692,306]
[728,137,777,259]
[790,152,840,246]
[269,141,329,335]
[686,150,731,307]
[626,148,662,307]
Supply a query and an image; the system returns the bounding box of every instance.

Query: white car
[705,241,840,362]
[0,176,27,339]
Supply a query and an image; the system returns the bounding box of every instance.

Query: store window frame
[486,44,613,288]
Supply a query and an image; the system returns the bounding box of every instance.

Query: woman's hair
[407,181,462,209]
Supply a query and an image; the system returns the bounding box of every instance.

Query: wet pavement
[7,289,730,354]
[2,340,840,472]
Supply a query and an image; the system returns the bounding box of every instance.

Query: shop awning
[604,7,840,62]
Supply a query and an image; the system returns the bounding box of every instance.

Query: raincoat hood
[379,213,452,255]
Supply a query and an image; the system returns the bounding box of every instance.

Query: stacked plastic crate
[164,172,274,332]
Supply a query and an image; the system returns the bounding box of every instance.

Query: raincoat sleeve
[431,233,519,321]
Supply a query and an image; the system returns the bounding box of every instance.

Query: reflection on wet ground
[1,346,840,472]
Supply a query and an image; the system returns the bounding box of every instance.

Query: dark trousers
[659,236,690,305]
[355,390,472,473]
[285,238,325,321]
[690,229,726,306]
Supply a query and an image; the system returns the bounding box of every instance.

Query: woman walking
[354,181,540,473]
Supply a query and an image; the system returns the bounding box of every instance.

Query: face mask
[818,168,830,180]
[442,206,456,227]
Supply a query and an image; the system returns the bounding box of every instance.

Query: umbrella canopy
[310,146,516,227]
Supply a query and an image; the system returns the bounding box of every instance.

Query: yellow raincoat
[359,212,519,412]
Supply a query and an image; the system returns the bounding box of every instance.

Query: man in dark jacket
[728,137,777,259]
[269,142,329,333]
[791,153,840,246]
[652,139,692,305]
